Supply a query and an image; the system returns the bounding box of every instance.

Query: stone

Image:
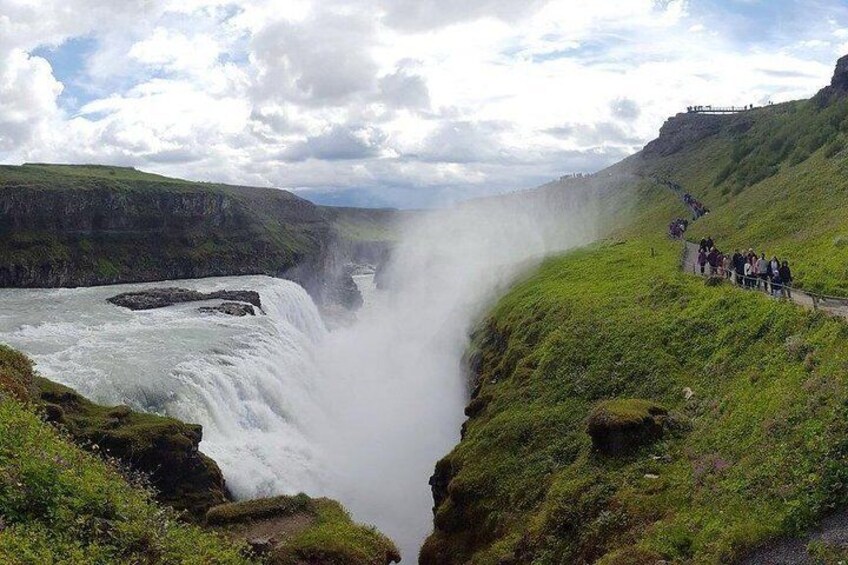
[814,53,848,106]
[198,302,256,317]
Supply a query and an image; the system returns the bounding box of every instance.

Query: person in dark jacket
[698,249,707,275]
[705,236,714,251]
[779,261,793,298]
[732,250,745,285]
[707,247,719,275]
[699,238,708,252]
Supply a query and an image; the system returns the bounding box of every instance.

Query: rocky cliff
[0,164,394,309]
[814,53,848,106]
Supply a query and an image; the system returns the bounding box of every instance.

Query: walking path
[681,242,848,320]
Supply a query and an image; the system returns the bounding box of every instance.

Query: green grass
[421,238,848,564]
[0,347,253,565]
[208,494,400,564]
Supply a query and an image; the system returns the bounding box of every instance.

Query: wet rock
[108,288,261,310]
[198,302,256,317]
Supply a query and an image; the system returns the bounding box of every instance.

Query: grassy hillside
[623,94,848,295]
[422,57,848,563]
[422,238,848,564]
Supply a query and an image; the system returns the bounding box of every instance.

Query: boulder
[587,398,669,456]
[108,288,261,310]
[198,302,256,317]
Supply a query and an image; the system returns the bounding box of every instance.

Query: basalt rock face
[814,53,848,106]
[34,376,231,520]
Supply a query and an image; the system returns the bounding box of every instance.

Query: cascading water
[0,276,330,499]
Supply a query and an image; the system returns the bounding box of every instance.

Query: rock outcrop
[108,287,261,310]
[814,53,848,106]
[586,398,668,455]
[34,377,231,520]
[207,494,401,564]
[198,302,256,316]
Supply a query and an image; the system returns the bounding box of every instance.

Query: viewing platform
[686,104,755,114]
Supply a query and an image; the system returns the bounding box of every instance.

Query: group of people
[668,218,689,239]
[683,193,709,219]
[696,237,794,298]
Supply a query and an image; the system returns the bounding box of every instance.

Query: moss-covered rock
[0,387,252,564]
[207,493,314,526]
[33,376,230,520]
[208,494,401,565]
[586,398,669,455]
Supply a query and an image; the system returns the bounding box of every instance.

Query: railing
[686,105,753,114]
[683,242,848,315]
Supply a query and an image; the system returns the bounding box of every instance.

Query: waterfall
[0,276,330,499]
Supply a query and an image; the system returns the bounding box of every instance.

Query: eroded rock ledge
[108,287,261,311]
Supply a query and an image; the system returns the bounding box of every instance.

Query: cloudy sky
[1,0,847,208]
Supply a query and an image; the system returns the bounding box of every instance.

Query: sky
[1,0,847,208]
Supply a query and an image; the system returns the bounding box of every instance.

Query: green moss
[207,493,314,526]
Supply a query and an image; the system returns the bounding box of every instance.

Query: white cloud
[0,0,846,206]
[0,49,63,149]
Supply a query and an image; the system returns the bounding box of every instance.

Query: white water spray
[311,187,602,557]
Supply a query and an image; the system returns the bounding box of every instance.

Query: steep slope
[422,54,848,563]
[0,164,397,306]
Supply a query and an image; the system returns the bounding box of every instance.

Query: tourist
[707,247,719,276]
[779,261,793,298]
[757,254,769,291]
[750,254,759,287]
[723,254,732,279]
[698,248,707,275]
[733,250,745,285]
[706,236,714,251]
[744,258,753,288]
[699,237,708,252]
[771,268,783,297]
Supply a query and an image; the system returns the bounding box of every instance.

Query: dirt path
[681,242,848,320]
